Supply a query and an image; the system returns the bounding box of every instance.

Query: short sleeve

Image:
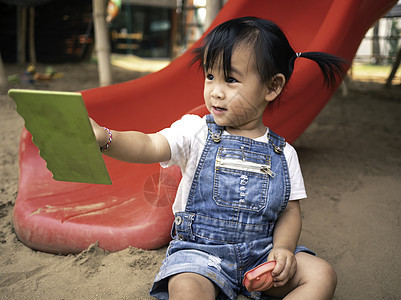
[158,114,206,169]
[284,143,307,200]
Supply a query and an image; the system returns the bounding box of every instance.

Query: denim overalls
[150,115,311,300]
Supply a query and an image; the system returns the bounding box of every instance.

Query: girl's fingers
[273,255,297,287]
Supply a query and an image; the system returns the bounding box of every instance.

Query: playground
[0,59,400,299]
[1,0,401,298]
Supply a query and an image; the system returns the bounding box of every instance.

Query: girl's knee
[297,253,337,296]
[168,273,218,300]
[315,258,337,288]
[314,259,337,299]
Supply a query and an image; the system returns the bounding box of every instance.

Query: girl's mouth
[212,106,227,113]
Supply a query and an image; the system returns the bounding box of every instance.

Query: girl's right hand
[89,118,109,148]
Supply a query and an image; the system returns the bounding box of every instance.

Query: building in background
[0,0,210,63]
[355,2,400,64]
[3,0,397,65]
[109,0,207,58]
[0,0,94,63]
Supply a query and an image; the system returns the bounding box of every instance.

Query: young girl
[91,17,344,300]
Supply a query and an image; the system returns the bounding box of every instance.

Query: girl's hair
[192,16,346,89]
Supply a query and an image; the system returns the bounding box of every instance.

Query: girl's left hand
[267,247,297,288]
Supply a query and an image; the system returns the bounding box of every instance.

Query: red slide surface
[14,0,397,254]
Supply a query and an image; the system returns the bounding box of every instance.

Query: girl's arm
[267,200,302,287]
[91,118,171,164]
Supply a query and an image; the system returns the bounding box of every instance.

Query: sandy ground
[0,61,400,299]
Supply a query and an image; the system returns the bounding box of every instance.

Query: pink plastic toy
[243,261,277,292]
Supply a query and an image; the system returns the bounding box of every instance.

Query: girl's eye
[206,74,214,80]
[226,77,238,83]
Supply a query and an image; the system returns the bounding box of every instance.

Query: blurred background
[0,0,400,87]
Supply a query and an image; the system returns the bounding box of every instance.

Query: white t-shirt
[159,115,307,214]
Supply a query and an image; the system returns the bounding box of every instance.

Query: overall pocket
[213,147,275,212]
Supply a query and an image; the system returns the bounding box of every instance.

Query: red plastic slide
[14,0,397,254]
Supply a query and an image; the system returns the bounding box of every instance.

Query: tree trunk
[17,6,27,64]
[92,0,112,87]
[0,53,7,92]
[29,7,36,64]
[372,22,382,65]
[205,0,222,30]
[385,47,401,87]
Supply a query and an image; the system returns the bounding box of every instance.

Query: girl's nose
[211,85,225,100]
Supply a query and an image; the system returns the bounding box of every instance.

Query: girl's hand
[267,247,297,288]
[89,118,109,148]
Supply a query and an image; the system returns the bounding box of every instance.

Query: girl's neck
[225,125,267,139]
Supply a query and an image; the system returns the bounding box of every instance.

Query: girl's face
[203,45,280,138]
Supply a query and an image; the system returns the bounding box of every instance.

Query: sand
[0,62,400,299]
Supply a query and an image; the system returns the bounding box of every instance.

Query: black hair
[192,16,346,89]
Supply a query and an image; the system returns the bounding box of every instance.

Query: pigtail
[296,52,347,87]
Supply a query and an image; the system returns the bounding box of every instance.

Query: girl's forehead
[232,45,256,61]
[204,44,257,72]
[232,47,257,70]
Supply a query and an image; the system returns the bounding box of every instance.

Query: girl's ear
[265,74,286,102]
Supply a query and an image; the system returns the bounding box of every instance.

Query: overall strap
[206,114,224,143]
[268,129,290,215]
[268,129,286,154]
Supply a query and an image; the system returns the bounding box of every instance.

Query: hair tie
[296,52,302,58]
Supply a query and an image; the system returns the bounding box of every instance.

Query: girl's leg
[168,272,220,300]
[264,252,337,300]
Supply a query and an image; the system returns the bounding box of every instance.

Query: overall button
[175,215,182,225]
[274,146,282,154]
